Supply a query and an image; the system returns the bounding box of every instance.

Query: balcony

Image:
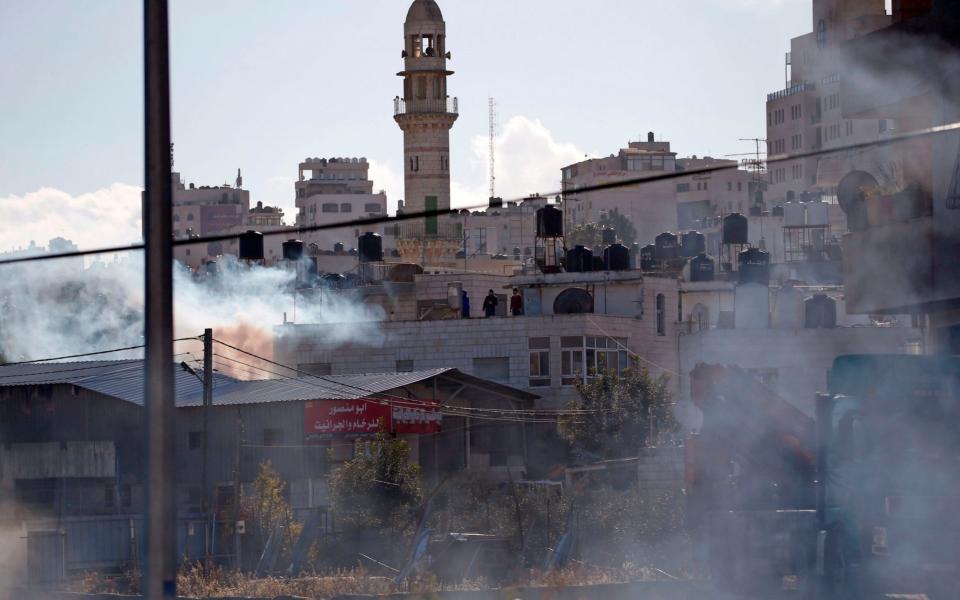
[394,97,458,116]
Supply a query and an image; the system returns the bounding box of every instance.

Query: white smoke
[0,254,384,366]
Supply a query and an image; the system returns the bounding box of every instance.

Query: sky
[0,0,832,253]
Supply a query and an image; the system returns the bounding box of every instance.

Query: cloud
[367,159,404,214]
[457,115,586,209]
[0,184,143,253]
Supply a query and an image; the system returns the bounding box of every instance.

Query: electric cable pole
[201,329,213,572]
[143,0,176,596]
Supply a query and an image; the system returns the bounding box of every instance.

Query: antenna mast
[488,97,497,200]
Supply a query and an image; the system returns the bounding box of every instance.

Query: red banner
[304,398,440,442]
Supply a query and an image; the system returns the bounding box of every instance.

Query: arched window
[656,294,666,336]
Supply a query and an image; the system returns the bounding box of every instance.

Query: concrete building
[832,0,960,354]
[763,0,891,208]
[170,169,250,240]
[394,0,459,250]
[274,269,682,414]
[294,157,389,253]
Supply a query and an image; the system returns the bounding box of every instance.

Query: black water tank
[805,294,837,328]
[322,273,346,288]
[689,253,715,282]
[333,242,345,254]
[640,244,656,271]
[772,205,784,217]
[536,205,564,237]
[655,232,679,260]
[601,228,617,245]
[565,245,594,272]
[358,232,383,263]
[282,239,304,261]
[603,243,631,271]
[723,213,748,245]
[238,230,264,261]
[680,231,705,257]
[738,247,770,285]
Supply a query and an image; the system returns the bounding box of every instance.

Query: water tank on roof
[655,232,679,259]
[601,228,617,245]
[805,294,837,328]
[536,205,563,237]
[806,201,829,227]
[783,202,805,226]
[282,239,304,261]
[603,243,630,271]
[565,245,593,272]
[738,247,770,285]
[640,244,656,271]
[689,253,715,282]
[358,232,383,263]
[238,230,264,261]
[723,213,748,245]
[772,284,804,329]
[771,205,784,217]
[680,231,705,257]
[333,242,345,254]
[322,273,346,288]
[553,288,594,314]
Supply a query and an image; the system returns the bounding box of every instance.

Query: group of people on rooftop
[461,288,523,318]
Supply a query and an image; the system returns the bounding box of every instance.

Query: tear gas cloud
[0,254,384,365]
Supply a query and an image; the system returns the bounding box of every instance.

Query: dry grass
[69,561,687,599]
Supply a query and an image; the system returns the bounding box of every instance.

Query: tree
[242,461,302,564]
[567,209,638,249]
[559,365,678,460]
[329,433,423,534]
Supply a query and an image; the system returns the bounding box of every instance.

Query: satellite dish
[553,288,594,315]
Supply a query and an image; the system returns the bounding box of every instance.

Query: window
[737,182,742,192]
[656,294,666,336]
[322,203,338,213]
[472,357,510,382]
[263,428,284,446]
[817,19,827,49]
[528,337,550,387]
[104,484,115,509]
[188,431,205,450]
[120,484,132,508]
[560,336,628,385]
[299,362,332,376]
[340,203,352,213]
[845,120,854,136]
[676,183,690,193]
[364,203,382,213]
[396,359,414,372]
[186,213,194,221]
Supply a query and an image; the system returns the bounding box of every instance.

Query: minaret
[395,0,458,241]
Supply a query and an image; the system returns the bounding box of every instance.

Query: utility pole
[201,329,213,571]
[233,408,244,571]
[143,0,176,597]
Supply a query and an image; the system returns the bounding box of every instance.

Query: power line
[0,337,201,367]
[3,119,959,268]
[210,340,599,422]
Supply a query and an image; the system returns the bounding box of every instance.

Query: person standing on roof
[510,288,524,316]
[482,289,498,318]
[461,290,470,318]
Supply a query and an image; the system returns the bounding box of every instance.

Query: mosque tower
[394,0,460,260]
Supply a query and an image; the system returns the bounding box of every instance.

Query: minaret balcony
[394,97,458,116]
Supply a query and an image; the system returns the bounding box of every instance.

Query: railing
[767,82,815,102]
[394,97,458,116]
[398,220,462,240]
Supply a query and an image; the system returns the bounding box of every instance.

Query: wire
[3,119,959,267]
[212,339,605,418]
[0,337,202,367]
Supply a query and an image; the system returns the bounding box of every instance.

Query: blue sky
[0,0,833,251]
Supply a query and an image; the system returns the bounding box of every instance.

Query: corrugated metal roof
[0,360,237,406]
[0,362,541,407]
[179,368,456,407]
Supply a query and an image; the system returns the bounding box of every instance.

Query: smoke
[0,254,384,367]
